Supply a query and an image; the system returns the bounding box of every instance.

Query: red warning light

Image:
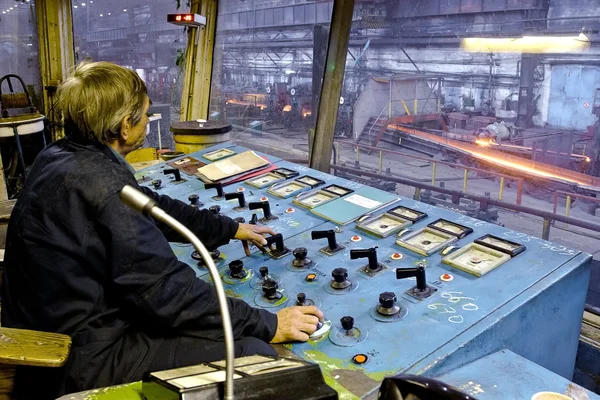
[184,14,193,21]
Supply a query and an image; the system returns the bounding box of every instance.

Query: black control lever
[205,183,224,199]
[311,229,344,255]
[163,168,181,182]
[350,247,381,271]
[248,201,274,221]
[311,230,338,250]
[225,191,246,209]
[395,266,427,291]
[188,194,203,208]
[265,233,285,253]
[249,213,258,225]
[395,266,435,299]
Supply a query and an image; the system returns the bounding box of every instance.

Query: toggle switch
[205,183,224,200]
[351,247,386,276]
[225,191,246,211]
[265,233,290,259]
[249,201,278,222]
[395,265,436,299]
[163,168,182,182]
[311,229,344,255]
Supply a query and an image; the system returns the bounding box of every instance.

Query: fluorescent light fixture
[99,13,103,16]
[461,35,590,53]
[285,70,296,74]
[73,5,78,8]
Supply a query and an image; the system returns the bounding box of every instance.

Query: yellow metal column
[181,0,218,121]
[36,0,75,141]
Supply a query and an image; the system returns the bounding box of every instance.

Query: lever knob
[209,205,221,215]
[332,268,348,283]
[262,279,278,298]
[296,292,306,305]
[259,266,269,277]
[293,247,308,261]
[188,194,200,206]
[249,213,258,225]
[233,217,245,223]
[341,316,354,331]
[152,179,162,189]
[228,260,246,278]
[379,292,397,309]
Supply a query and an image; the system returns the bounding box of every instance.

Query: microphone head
[120,185,156,216]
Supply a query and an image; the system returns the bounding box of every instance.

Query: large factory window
[72,0,191,150]
[328,0,600,257]
[209,0,334,159]
[0,0,43,110]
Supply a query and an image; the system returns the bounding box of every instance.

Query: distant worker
[1,61,324,398]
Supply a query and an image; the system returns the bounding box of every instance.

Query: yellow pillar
[499,177,505,201]
[431,162,437,185]
[463,169,468,192]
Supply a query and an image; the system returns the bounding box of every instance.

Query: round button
[390,253,403,260]
[237,187,245,192]
[305,273,317,282]
[350,235,362,242]
[260,196,268,202]
[440,273,454,282]
[286,207,295,213]
[352,354,369,365]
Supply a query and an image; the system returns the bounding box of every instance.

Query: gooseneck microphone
[119,185,235,400]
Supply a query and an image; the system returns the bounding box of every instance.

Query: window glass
[72,0,191,150]
[209,0,332,159]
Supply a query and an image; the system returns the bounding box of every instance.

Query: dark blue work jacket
[1,137,277,397]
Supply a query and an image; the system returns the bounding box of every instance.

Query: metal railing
[336,140,524,205]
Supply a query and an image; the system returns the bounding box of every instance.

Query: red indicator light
[184,14,193,21]
[175,15,182,21]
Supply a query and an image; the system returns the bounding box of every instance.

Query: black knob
[341,316,354,331]
[259,266,269,277]
[188,194,200,206]
[209,205,221,215]
[332,268,348,283]
[297,292,306,305]
[311,229,338,250]
[379,292,397,309]
[152,179,162,189]
[233,217,245,223]
[262,279,278,298]
[164,168,181,181]
[249,201,272,220]
[225,192,246,208]
[228,260,246,278]
[205,183,224,198]
[293,247,308,261]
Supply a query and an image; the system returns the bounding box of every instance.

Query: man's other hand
[234,223,276,246]
[270,306,324,343]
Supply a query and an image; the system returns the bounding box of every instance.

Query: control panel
[135,143,591,399]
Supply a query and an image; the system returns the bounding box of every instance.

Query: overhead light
[73,5,78,8]
[99,13,103,16]
[1,11,5,13]
[123,8,127,12]
[81,3,86,6]
[285,70,296,75]
[461,35,590,53]
[107,12,111,15]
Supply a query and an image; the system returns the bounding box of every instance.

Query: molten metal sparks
[282,105,292,112]
[225,99,267,110]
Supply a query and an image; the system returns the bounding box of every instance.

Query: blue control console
[135,143,592,399]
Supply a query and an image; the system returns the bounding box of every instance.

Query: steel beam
[309,0,355,172]
[181,0,217,121]
[36,0,75,141]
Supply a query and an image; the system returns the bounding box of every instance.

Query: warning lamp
[167,13,206,27]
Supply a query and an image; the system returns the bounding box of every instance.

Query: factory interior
[2,0,600,399]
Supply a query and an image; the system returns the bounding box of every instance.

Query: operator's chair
[0,74,46,182]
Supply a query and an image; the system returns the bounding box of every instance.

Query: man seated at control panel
[1,61,324,399]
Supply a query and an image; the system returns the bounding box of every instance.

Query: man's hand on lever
[270,306,325,343]
[234,223,276,246]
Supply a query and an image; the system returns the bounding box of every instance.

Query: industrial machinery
[132,143,591,399]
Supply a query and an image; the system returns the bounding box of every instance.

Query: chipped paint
[302,349,396,399]
[224,289,243,299]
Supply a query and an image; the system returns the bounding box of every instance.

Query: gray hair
[57,61,148,144]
